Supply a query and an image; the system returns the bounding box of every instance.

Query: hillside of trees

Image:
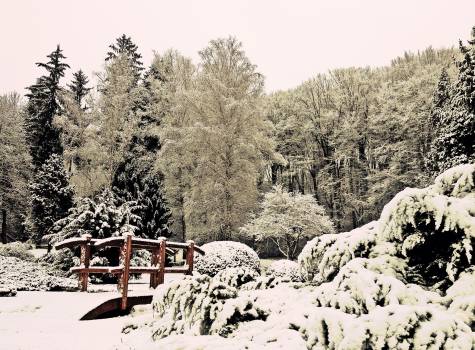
[1,28,474,258]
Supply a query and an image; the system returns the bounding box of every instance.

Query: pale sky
[1,0,475,95]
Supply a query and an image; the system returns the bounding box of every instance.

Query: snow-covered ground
[0,276,183,350]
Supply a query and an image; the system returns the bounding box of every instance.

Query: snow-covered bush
[339,304,474,349]
[38,248,79,275]
[194,241,260,277]
[267,259,302,282]
[0,242,34,261]
[379,164,475,289]
[213,267,260,288]
[298,221,378,283]
[148,274,267,340]
[312,258,440,316]
[445,268,475,330]
[0,256,77,291]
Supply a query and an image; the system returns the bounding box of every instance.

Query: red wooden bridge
[55,233,204,319]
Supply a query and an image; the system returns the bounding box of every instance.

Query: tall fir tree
[106,34,144,83]
[27,154,74,243]
[109,48,172,239]
[113,163,171,239]
[427,27,475,173]
[25,45,70,167]
[67,69,91,108]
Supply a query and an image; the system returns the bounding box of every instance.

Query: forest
[0,27,474,259]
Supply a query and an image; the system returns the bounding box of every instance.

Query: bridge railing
[55,233,205,310]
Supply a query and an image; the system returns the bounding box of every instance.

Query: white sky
[1,0,475,95]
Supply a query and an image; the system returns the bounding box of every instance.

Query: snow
[194,241,260,276]
[298,221,378,283]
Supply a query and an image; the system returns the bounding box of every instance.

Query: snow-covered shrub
[295,307,354,349]
[213,267,260,288]
[312,258,440,316]
[267,259,302,282]
[0,242,34,261]
[149,274,267,340]
[0,286,17,297]
[240,275,284,291]
[194,241,260,277]
[298,221,378,283]
[38,248,79,275]
[0,256,77,291]
[339,304,475,349]
[445,268,475,330]
[432,163,475,197]
[379,164,475,289]
[130,249,152,267]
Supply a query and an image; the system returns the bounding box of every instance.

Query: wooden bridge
[55,233,204,319]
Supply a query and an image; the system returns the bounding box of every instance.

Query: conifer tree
[106,34,144,83]
[25,45,70,167]
[111,56,172,240]
[67,69,91,108]
[27,154,74,242]
[113,164,171,239]
[427,27,475,173]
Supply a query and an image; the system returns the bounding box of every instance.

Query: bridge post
[150,246,159,288]
[119,233,133,311]
[79,234,92,292]
[157,238,166,286]
[185,240,195,275]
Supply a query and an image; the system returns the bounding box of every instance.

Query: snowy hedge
[194,241,260,277]
[267,260,302,282]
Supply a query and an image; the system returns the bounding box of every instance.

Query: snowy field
[0,276,182,350]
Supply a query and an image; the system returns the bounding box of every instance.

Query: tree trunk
[271,163,279,185]
[1,209,6,244]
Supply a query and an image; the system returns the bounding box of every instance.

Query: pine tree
[67,69,91,108]
[106,34,144,83]
[427,27,475,173]
[27,154,74,242]
[112,159,171,239]
[25,45,70,167]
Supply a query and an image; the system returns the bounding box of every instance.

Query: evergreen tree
[67,69,91,108]
[113,158,171,239]
[106,34,144,83]
[25,45,70,167]
[27,154,74,242]
[111,58,172,240]
[427,28,475,173]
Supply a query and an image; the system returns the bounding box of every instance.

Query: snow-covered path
[0,276,181,350]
